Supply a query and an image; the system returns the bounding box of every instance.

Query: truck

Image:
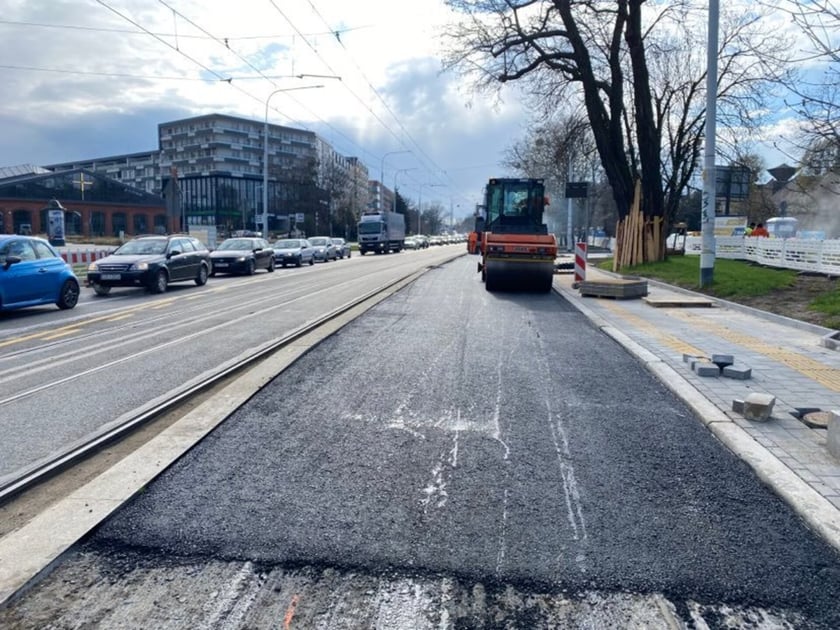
[357,211,405,255]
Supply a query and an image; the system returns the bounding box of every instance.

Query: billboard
[47,209,65,246]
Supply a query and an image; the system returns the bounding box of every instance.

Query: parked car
[331,238,351,259]
[87,234,211,295]
[273,238,315,267]
[0,235,80,311]
[404,236,419,250]
[308,236,338,262]
[209,237,274,276]
[415,235,430,249]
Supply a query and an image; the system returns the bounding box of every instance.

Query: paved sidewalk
[553,264,840,551]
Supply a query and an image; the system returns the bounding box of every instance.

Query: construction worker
[751,223,770,237]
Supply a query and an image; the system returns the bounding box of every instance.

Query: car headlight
[129,262,149,271]
[88,262,98,271]
[237,256,247,262]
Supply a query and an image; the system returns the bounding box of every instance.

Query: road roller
[476,178,557,293]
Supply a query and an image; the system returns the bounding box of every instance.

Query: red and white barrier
[574,242,587,283]
[60,249,113,265]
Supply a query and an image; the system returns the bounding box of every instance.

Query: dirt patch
[709,273,840,329]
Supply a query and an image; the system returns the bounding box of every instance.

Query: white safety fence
[683,236,840,275]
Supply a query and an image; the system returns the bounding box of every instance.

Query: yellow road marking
[0,298,182,349]
[104,314,134,322]
[42,328,82,340]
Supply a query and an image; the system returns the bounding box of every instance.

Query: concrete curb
[553,280,840,553]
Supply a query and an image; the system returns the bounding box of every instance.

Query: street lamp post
[393,168,418,214]
[263,84,327,237]
[379,150,411,211]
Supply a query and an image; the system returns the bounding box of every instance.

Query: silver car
[273,238,315,267]
[308,236,338,262]
[331,238,351,259]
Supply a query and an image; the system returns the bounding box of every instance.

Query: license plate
[101,274,121,280]
[214,263,229,267]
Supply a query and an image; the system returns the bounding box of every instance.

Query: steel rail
[0,269,425,504]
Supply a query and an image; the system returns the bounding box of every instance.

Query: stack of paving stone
[683,353,752,380]
[577,278,648,299]
[682,353,776,422]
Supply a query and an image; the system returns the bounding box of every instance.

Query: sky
[1,0,531,221]
[0,1,817,221]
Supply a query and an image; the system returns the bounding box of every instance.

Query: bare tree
[443,1,792,258]
[503,112,618,235]
[776,0,840,152]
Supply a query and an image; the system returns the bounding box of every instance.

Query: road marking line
[104,314,133,322]
[42,329,82,340]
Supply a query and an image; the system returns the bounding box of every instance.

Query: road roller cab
[477,178,557,292]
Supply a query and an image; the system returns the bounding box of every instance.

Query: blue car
[0,235,80,311]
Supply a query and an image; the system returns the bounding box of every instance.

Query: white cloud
[1,0,819,215]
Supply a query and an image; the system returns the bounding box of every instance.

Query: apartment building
[48,113,375,238]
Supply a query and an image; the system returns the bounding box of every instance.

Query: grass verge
[597,256,797,297]
[598,255,840,328]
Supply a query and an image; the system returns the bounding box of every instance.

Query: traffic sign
[565,182,589,198]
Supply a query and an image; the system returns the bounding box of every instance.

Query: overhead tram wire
[155,3,388,176]
[92,0,381,169]
[92,0,438,194]
[0,64,231,81]
[301,0,479,210]
[0,18,361,41]
[149,0,392,174]
[266,1,419,160]
[303,0,451,189]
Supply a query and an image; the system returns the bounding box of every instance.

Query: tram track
[0,274,343,388]
[0,266,428,506]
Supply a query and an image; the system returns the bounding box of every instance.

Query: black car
[87,234,211,295]
[209,237,275,276]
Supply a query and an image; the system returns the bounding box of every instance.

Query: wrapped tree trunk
[612,180,665,271]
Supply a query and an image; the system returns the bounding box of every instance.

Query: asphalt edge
[0,270,427,609]
[554,280,840,553]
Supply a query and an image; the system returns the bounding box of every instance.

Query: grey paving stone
[723,365,752,380]
[693,361,720,377]
[712,353,735,367]
[742,392,777,422]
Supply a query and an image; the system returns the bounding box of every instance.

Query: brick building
[0,167,169,237]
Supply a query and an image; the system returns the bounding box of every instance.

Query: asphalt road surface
[0,246,459,484]
[3,256,840,629]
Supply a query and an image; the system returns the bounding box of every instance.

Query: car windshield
[309,238,328,246]
[332,239,343,244]
[275,240,300,249]
[115,239,167,255]
[218,239,253,251]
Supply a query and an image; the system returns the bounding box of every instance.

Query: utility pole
[700,0,719,287]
